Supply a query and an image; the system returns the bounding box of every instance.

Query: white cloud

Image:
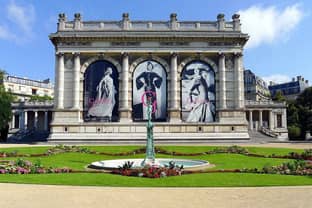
[239,4,303,49]
[0,25,11,40]
[0,1,35,42]
[7,1,35,35]
[263,74,291,85]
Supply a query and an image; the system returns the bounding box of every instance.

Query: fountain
[89,61,210,171]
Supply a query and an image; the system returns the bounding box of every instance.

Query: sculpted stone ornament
[141,97,157,167]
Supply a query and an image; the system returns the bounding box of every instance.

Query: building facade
[0,74,54,137]
[244,69,271,101]
[49,13,251,142]
[269,76,309,100]
[2,75,54,101]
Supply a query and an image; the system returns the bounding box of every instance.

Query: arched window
[83,60,119,122]
[132,60,167,121]
[181,61,216,122]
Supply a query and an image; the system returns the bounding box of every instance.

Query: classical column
[73,52,80,109]
[234,53,244,109]
[120,52,130,121]
[11,113,15,129]
[269,110,274,130]
[44,111,49,131]
[24,111,28,130]
[34,111,38,129]
[170,53,178,109]
[219,53,226,109]
[169,52,180,121]
[282,108,287,128]
[19,112,23,130]
[249,110,253,130]
[56,53,65,109]
[259,110,263,129]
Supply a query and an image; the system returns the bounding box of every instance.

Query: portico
[10,101,53,132]
[245,100,288,140]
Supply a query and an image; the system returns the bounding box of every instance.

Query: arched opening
[181,61,216,122]
[132,60,167,121]
[83,60,119,122]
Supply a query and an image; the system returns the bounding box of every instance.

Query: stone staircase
[48,132,250,144]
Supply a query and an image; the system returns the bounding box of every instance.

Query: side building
[1,74,54,135]
[244,69,271,101]
[269,76,309,100]
[244,69,288,140]
[2,74,54,101]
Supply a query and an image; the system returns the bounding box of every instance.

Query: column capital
[72,52,81,57]
[170,52,178,57]
[56,52,64,57]
[218,52,225,57]
[234,52,243,58]
[122,52,129,57]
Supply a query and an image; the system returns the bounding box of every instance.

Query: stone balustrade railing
[57,13,241,32]
[12,101,54,108]
[245,100,286,107]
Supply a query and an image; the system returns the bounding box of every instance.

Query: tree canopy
[0,70,14,129]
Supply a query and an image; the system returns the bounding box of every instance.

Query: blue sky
[0,0,311,84]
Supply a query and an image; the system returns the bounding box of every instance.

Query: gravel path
[0,184,311,208]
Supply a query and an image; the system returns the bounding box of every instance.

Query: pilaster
[120,52,131,121]
[56,53,65,109]
[73,52,80,109]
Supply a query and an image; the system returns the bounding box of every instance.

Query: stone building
[244,69,271,101]
[0,74,54,135]
[2,74,54,101]
[48,13,278,142]
[269,76,309,100]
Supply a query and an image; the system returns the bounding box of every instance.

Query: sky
[0,0,311,85]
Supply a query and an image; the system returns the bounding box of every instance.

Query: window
[32,89,37,95]
[277,114,282,128]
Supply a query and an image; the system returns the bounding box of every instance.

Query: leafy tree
[0,70,14,141]
[287,100,300,126]
[29,95,53,102]
[297,87,312,109]
[272,90,286,102]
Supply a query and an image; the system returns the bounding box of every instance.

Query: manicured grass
[0,145,311,187]
[0,173,311,187]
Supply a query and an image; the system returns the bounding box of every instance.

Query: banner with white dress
[83,61,119,122]
[181,61,216,122]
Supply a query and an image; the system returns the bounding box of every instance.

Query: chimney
[292,78,295,82]
[297,76,301,81]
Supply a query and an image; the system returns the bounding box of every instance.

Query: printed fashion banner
[132,60,167,121]
[181,61,216,122]
[83,61,119,122]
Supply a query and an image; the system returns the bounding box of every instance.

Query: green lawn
[0,145,311,187]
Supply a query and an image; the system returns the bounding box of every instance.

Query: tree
[272,90,286,102]
[29,95,53,102]
[0,70,14,141]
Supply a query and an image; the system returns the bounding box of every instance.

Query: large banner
[83,61,119,122]
[132,60,167,121]
[181,61,216,122]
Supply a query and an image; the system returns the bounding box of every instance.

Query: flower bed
[0,158,72,174]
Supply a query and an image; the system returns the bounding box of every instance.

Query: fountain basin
[89,158,212,171]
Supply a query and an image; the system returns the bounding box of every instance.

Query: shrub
[288,125,301,139]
